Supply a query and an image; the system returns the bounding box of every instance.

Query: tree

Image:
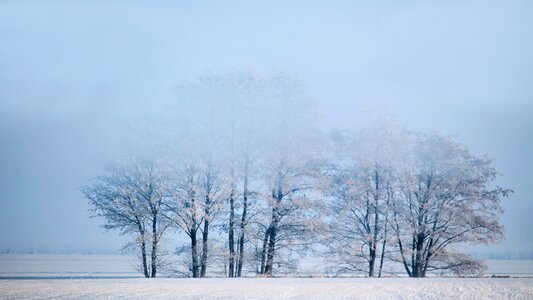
[170,72,256,278]
[323,161,393,277]
[82,159,170,278]
[252,75,317,276]
[257,158,316,276]
[164,162,202,277]
[169,71,317,277]
[235,153,252,277]
[199,160,221,277]
[321,123,404,277]
[391,132,512,277]
[321,124,510,278]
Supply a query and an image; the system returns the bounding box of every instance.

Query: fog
[0,1,532,257]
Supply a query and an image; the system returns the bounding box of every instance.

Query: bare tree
[324,162,393,277]
[199,160,221,277]
[235,154,252,277]
[321,124,402,277]
[170,71,316,277]
[257,160,313,276]
[320,123,510,278]
[391,132,512,277]
[82,159,170,278]
[250,74,317,277]
[165,162,203,277]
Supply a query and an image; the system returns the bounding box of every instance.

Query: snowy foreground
[1,278,532,299]
[1,255,532,299]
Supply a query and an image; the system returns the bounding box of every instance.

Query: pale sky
[0,0,532,256]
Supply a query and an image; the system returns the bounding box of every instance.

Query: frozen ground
[1,277,532,299]
[0,254,139,279]
[0,255,532,299]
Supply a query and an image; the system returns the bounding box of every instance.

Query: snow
[0,278,532,299]
[0,254,139,279]
[1,254,532,299]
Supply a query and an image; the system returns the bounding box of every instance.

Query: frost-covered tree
[83,68,511,278]
[391,132,512,277]
[164,160,223,278]
[321,122,406,277]
[321,123,510,278]
[256,157,317,276]
[82,159,170,278]
[169,71,318,277]
[250,76,318,277]
[199,160,222,277]
[324,159,394,277]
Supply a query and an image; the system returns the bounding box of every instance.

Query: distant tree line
[82,72,511,278]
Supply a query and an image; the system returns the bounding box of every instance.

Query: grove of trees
[82,72,511,278]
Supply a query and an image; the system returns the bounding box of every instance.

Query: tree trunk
[412,179,431,278]
[264,183,283,276]
[228,189,235,277]
[397,237,412,277]
[378,238,387,277]
[236,174,248,277]
[200,191,211,277]
[378,186,392,278]
[368,168,379,277]
[413,232,425,277]
[368,244,376,277]
[191,229,200,278]
[201,218,209,277]
[151,215,157,278]
[393,204,413,277]
[368,212,379,277]
[264,227,277,275]
[264,202,280,276]
[264,223,277,276]
[259,229,269,274]
[140,233,150,278]
[187,172,200,278]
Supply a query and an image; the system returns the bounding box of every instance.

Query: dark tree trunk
[236,174,248,277]
[368,212,379,277]
[263,182,284,277]
[140,233,150,278]
[200,191,211,278]
[136,219,149,278]
[413,232,425,277]
[412,179,431,278]
[151,215,157,278]
[200,219,209,277]
[187,173,200,278]
[368,244,376,277]
[378,186,392,278]
[191,229,200,278]
[264,192,281,276]
[134,211,149,278]
[368,168,379,277]
[264,221,278,276]
[393,204,413,277]
[259,229,269,274]
[228,189,235,277]
[378,238,387,277]
[397,236,412,277]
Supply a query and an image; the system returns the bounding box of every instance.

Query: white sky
[0,0,532,255]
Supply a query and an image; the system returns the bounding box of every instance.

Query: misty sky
[0,0,532,255]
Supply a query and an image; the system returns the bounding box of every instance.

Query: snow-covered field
[2,254,533,278]
[1,254,532,299]
[0,254,139,279]
[1,277,532,299]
